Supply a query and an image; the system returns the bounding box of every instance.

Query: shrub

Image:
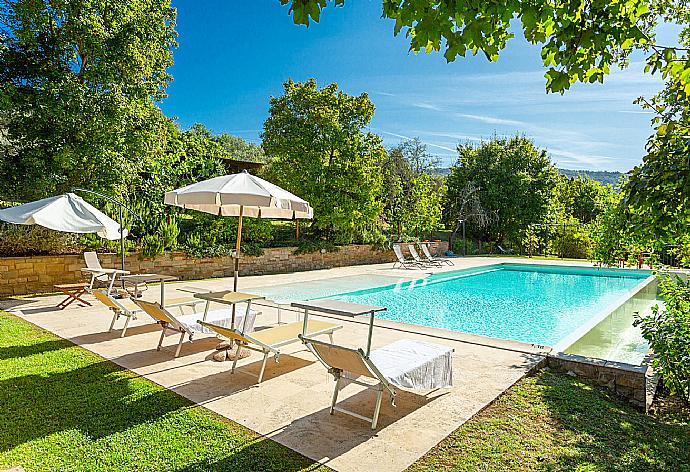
[293,240,338,255]
[0,224,80,256]
[79,233,136,255]
[140,234,165,259]
[549,225,593,259]
[634,275,690,403]
[158,218,180,250]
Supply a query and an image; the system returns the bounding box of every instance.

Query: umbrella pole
[119,206,125,289]
[233,205,243,293]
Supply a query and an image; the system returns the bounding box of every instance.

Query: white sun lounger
[135,299,259,358]
[408,244,440,267]
[300,337,453,429]
[393,245,425,269]
[420,243,454,266]
[199,319,342,384]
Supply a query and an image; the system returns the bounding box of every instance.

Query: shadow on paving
[169,354,316,404]
[0,356,189,453]
[268,387,445,463]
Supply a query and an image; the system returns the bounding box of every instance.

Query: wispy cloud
[456,113,527,126]
[376,129,458,153]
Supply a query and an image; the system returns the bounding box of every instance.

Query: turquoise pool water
[320,265,650,347]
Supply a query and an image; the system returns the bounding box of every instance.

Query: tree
[553,175,613,224]
[281,0,660,94]
[380,139,444,239]
[446,136,557,245]
[262,79,385,243]
[0,0,177,200]
[445,181,492,254]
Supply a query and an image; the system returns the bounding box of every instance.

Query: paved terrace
[2,257,595,472]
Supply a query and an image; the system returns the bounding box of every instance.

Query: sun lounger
[408,244,440,267]
[300,337,453,429]
[198,319,343,384]
[420,243,453,266]
[92,290,207,337]
[497,245,513,255]
[82,251,130,294]
[393,245,425,269]
[134,299,259,358]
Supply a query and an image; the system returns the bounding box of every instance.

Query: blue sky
[161,1,674,172]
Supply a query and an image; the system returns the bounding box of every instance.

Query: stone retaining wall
[547,352,657,412]
[0,241,447,296]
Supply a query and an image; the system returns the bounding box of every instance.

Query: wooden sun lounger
[199,319,342,384]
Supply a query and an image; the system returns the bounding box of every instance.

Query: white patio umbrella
[164,171,313,291]
[0,193,125,240]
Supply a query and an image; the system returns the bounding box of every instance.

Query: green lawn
[2,310,689,472]
[410,371,690,471]
[0,311,321,472]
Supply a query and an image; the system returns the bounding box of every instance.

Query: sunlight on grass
[0,311,322,472]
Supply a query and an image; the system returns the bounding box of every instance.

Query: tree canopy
[0,0,177,200]
[262,79,385,243]
[280,0,670,93]
[446,136,557,244]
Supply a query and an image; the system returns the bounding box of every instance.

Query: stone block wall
[547,352,657,412]
[0,241,447,296]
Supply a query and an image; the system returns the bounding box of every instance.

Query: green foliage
[553,175,613,224]
[0,224,79,256]
[140,234,165,259]
[158,218,179,251]
[446,136,557,246]
[293,240,338,255]
[381,139,446,239]
[0,0,177,200]
[549,223,593,259]
[635,276,690,402]
[262,79,385,244]
[283,0,652,94]
[78,233,136,255]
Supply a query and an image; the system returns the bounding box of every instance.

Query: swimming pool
[325,265,651,347]
[252,264,653,353]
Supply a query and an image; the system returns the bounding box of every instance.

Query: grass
[2,310,689,472]
[410,370,690,472]
[0,311,321,472]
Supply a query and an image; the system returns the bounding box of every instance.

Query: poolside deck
[2,257,584,472]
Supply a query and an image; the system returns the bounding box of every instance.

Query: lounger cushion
[178,308,258,335]
[369,339,453,389]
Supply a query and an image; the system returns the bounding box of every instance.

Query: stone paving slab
[2,258,559,471]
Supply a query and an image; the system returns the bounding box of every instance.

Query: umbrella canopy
[164,171,313,219]
[0,193,126,240]
[164,171,313,294]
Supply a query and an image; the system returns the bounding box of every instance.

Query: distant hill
[558,169,625,186]
[431,167,625,186]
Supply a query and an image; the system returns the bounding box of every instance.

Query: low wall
[0,241,447,296]
[547,352,657,412]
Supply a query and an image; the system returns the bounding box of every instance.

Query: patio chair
[134,299,259,358]
[497,245,513,255]
[392,245,425,270]
[408,244,441,267]
[92,290,207,338]
[198,319,342,384]
[420,243,454,266]
[300,337,453,429]
[82,251,132,295]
